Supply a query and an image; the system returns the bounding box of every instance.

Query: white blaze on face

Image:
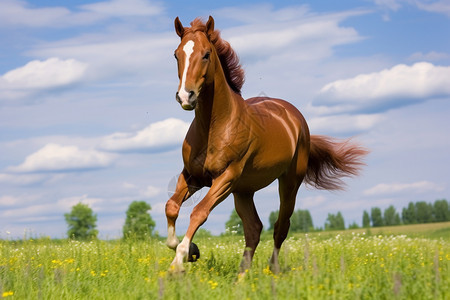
[178,40,195,104]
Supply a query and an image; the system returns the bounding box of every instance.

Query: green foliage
[348,221,360,229]
[324,211,345,230]
[225,209,243,235]
[123,201,155,240]
[415,201,434,223]
[433,199,450,222]
[362,210,371,228]
[196,228,213,238]
[268,210,278,230]
[64,203,98,240]
[402,202,417,224]
[383,205,401,226]
[290,209,314,232]
[401,199,450,225]
[268,209,314,232]
[371,207,383,227]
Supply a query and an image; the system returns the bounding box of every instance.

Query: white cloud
[0,173,47,185]
[7,143,116,173]
[100,118,190,153]
[308,113,384,134]
[29,33,174,84]
[374,0,402,11]
[220,7,366,61]
[415,0,450,17]
[0,194,103,220]
[151,202,166,214]
[298,195,327,209]
[57,194,104,211]
[0,58,87,101]
[314,62,450,114]
[0,0,164,27]
[373,0,450,17]
[140,185,160,198]
[0,0,71,27]
[2,58,87,89]
[81,0,163,17]
[409,51,450,62]
[363,180,445,196]
[0,195,21,207]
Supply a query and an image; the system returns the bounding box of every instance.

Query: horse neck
[194,60,243,136]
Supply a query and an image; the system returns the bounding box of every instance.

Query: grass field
[1,222,449,299]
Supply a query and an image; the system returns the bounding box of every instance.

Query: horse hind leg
[234,192,263,274]
[270,172,303,273]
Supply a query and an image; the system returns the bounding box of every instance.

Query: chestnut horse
[165,16,368,274]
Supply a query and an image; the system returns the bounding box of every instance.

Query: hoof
[188,242,200,262]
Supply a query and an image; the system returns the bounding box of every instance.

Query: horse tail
[304,135,369,190]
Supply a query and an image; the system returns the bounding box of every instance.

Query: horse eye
[203,52,210,60]
[174,53,178,60]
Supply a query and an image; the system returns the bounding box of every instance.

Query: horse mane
[184,18,245,95]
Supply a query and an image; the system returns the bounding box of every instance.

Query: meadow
[1,223,449,299]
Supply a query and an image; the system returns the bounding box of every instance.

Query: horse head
[173,16,216,110]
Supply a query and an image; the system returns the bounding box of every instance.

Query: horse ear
[205,16,215,37]
[174,17,184,38]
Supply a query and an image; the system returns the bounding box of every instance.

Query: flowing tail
[305,135,369,190]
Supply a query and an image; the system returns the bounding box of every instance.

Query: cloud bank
[0,0,164,27]
[100,118,190,153]
[364,180,445,196]
[314,62,450,114]
[0,57,87,101]
[8,144,116,173]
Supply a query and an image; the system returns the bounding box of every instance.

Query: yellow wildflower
[208,280,218,290]
[2,291,14,297]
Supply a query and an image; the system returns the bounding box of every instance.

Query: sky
[0,0,449,239]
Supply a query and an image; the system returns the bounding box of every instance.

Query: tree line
[64,198,448,240]
[65,201,155,240]
[363,199,450,228]
[225,199,450,233]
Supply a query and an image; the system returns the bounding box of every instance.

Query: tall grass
[0,228,449,299]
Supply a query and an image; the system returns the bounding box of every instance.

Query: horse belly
[233,145,294,193]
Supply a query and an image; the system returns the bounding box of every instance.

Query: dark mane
[184,18,245,95]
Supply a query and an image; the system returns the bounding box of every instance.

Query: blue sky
[0,0,449,238]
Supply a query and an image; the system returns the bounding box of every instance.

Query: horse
[165,16,368,274]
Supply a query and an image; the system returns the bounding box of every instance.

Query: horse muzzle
[176,91,197,110]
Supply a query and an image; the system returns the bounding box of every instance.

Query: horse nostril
[188,91,194,98]
[175,92,181,104]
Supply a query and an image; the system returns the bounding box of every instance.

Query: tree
[402,202,417,224]
[433,199,450,222]
[371,207,383,227]
[291,209,314,232]
[415,201,433,223]
[383,205,400,226]
[348,222,360,229]
[362,210,371,228]
[268,210,279,230]
[225,209,243,235]
[123,201,155,239]
[65,202,98,240]
[325,212,345,230]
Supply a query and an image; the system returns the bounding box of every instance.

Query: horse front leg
[170,169,236,272]
[165,169,199,250]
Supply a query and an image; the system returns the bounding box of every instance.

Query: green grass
[1,223,449,299]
